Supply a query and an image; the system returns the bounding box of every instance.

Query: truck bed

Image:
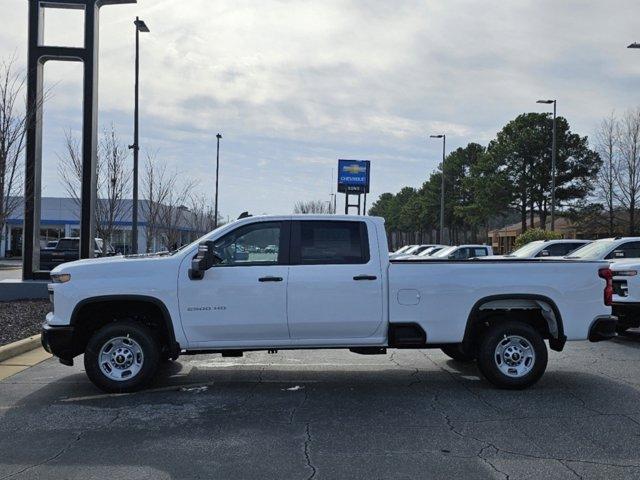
[388,258,610,343]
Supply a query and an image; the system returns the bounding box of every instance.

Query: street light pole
[214,133,222,228]
[430,134,446,244]
[129,17,149,254]
[537,99,557,231]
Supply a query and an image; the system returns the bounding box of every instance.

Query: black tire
[441,344,475,362]
[84,321,160,393]
[476,321,548,390]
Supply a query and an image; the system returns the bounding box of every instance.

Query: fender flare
[70,294,179,353]
[462,294,567,351]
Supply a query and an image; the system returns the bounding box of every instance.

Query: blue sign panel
[338,159,370,193]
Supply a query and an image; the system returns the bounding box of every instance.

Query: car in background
[40,237,116,271]
[393,244,446,260]
[264,244,278,253]
[416,245,447,257]
[489,239,592,259]
[398,244,493,260]
[562,237,640,262]
[43,240,59,250]
[390,245,415,256]
[390,244,433,259]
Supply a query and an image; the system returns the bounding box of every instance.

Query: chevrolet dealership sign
[338,159,370,194]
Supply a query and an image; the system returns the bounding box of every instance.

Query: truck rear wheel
[84,321,160,393]
[441,344,475,362]
[476,321,547,389]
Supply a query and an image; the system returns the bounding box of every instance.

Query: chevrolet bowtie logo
[343,164,366,174]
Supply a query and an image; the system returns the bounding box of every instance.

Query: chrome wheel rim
[98,336,144,382]
[494,335,535,378]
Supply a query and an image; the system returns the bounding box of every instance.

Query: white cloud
[1,0,639,216]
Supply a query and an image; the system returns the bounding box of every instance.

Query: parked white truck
[42,215,617,393]
[611,262,640,333]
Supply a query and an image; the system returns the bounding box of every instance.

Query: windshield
[418,246,443,257]
[565,240,615,259]
[393,246,411,254]
[506,241,544,258]
[432,246,457,258]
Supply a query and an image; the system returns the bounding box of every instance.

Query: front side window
[298,221,369,265]
[214,221,283,266]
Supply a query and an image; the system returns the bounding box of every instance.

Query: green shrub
[514,228,562,249]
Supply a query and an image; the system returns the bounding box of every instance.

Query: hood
[50,251,183,278]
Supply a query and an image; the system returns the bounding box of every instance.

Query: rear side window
[609,242,640,259]
[473,248,487,257]
[297,221,369,265]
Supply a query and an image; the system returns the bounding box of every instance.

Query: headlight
[51,273,71,283]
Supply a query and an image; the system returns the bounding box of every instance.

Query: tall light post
[214,133,222,228]
[430,134,446,244]
[129,16,149,254]
[537,99,557,231]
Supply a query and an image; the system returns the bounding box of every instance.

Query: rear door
[287,220,383,340]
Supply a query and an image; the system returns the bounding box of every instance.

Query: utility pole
[537,99,557,230]
[430,134,446,243]
[129,16,149,254]
[214,133,222,228]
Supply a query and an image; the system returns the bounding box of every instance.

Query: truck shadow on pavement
[1,351,640,479]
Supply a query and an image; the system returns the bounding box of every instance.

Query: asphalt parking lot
[1,333,639,480]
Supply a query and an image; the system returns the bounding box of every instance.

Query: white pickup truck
[611,262,640,333]
[42,215,617,393]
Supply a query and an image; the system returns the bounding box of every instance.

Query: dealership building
[2,197,207,258]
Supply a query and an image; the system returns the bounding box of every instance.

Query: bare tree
[187,194,217,239]
[0,57,27,247]
[594,112,619,235]
[95,128,131,249]
[57,125,131,249]
[160,179,197,250]
[293,200,333,214]
[615,108,640,235]
[141,154,172,252]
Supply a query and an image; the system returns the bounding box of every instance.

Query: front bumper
[588,315,618,342]
[41,323,76,363]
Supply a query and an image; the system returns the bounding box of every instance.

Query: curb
[0,335,41,363]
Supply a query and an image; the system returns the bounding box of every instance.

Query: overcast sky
[2,0,640,219]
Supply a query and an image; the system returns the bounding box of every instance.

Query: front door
[286,220,383,341]
[179,221,290,345]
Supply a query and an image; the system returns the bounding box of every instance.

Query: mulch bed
[0,300,50,347]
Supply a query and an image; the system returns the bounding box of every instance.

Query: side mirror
[448,253,456,260]
[613,250,625,258]
[539,250,550,257]
[189,241,222,280]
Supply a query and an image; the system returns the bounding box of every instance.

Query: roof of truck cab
[240,214,384,222]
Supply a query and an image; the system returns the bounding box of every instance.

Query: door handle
[353,275,377,281]
[258,276,283,282]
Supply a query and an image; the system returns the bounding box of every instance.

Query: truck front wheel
[476,321,548,390]
[84,321,160,393]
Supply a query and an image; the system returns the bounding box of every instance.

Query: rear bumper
[588,315,618,342]
[612,303,640,329]
[41,323,76,362]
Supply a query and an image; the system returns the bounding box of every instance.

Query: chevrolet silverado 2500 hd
[41,215,617,392]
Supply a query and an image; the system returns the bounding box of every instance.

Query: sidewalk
[0,259,22,270]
